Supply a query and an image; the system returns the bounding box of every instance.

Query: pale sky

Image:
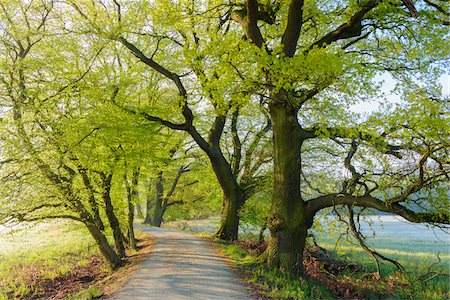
[350,73,450,114]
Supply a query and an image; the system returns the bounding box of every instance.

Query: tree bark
[151,171,164,227]
[265,95,307,275]
[79,168,105,231]
[144,179,153,224]
[101,172,126,258]
[84,221,122,269]
[126,193,136,250]
[209,148,246,241]
[125,167,139,250]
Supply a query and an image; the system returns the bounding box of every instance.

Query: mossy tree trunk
[265,96,307,275]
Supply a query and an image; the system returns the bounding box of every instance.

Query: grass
[216,239,334,299]
[0,221,155,299]
[217,239,450,299]
[0,221,107,299]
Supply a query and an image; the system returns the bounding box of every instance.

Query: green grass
[0,221,105,299]
[216,239,334,299]
[217,239,450,299]
[316,240,450,300]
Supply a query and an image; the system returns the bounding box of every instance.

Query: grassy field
[164,216,450,299]
[0,221,107,299]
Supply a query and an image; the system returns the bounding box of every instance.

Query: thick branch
[303,125,403,158]
[306,193,450,225]
[118,37,187,97]
[307,0,379,51]
[231,1,265,48]
[209,115,227,146]
[231,109,242,177]
[281,0,304,57]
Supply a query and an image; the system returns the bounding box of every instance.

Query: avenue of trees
[0,0,449,275]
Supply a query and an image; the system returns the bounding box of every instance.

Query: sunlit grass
[0,221,104,299]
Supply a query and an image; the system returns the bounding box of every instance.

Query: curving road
[111,226,253,300]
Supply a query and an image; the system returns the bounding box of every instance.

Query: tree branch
[282,0,304,57]
[306,193,450,225]
[231,109,242,177]
[118,37,187,97]
[307,0,379,52]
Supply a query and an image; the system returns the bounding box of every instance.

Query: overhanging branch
[306,193,450,225]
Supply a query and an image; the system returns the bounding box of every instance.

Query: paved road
[111,226,253,300]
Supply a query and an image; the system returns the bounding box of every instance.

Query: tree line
[0,0,448,275]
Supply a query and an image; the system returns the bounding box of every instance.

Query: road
[111,226,253,300]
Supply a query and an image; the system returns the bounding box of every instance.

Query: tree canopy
[0,0,448,275]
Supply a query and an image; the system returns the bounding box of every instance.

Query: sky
[350,73,450,114]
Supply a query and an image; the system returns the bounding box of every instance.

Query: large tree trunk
[209,149,246,241]
[266,97,307,275]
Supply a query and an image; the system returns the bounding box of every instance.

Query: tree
[67,0,274,240]
[69,0,449,274]
[0,0,161,267]
[228,0,449,274]
[3,0,449,277]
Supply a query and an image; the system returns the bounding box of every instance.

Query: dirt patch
[24,256,108,299]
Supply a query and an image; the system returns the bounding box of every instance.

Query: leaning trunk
[102,173,126,258]
[79,169,105,231]
[266,97,307,275]
[85,221,122,269]
[71,195,123,269]
[209,149,245,241]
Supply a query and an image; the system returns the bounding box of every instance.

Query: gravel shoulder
[111,226,253,300]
